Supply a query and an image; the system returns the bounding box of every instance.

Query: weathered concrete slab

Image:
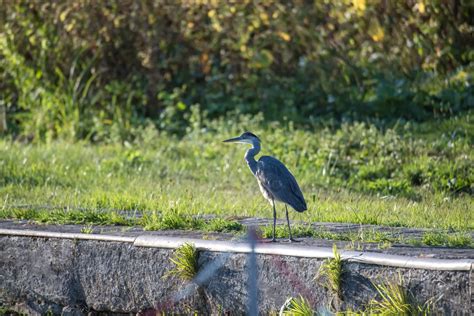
[0,222,473,314]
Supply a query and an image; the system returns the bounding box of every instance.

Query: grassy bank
[1,114,473,237]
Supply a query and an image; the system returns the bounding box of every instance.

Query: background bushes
[0,0,473,141]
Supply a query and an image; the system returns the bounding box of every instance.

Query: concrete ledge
[135,235,474,271]
[1,228,472,271]
[1,227,473,314]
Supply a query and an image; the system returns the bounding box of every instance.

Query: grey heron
[224,132,307,242]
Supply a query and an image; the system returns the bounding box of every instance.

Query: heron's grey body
[224,132,307,241]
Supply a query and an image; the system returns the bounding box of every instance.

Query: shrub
[1,1,473,140]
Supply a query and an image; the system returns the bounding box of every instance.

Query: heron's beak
[223,136,242,143]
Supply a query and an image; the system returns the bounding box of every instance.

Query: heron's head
[223,131,261,146]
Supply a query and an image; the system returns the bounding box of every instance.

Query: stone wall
[1,235,472,314]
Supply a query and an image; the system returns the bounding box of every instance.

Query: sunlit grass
[164,243,199,282]
[0,115,472,236]
[3,204,471,247]
[337,275,433,315]
[316,245,345,299]
[280,295,314,316]
[368,275,432,315]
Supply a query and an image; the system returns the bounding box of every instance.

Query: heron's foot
[289,237,301,243]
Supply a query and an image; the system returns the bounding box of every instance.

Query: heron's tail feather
[290,200,307,212]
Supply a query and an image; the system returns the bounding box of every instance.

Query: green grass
[260,225,473,248]
[1,207,132,226]
[80,225,94,234]
[3,205,471,247]
[0,114,472,240]
[317,245,345,299]
[368,275,432,315]
[280,295,314,316]
[337,275,432,315]
[420,231,473,248]
[165,243,199,282]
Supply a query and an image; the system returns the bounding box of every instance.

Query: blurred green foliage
[1,0,473,141]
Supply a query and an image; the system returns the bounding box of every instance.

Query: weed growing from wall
[369,274,432,315]
[279,295,314,316]
[317,244,345,300]
[165,242,199,282]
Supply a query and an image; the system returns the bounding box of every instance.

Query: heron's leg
[285,204,300,242]
[271,199,277,242]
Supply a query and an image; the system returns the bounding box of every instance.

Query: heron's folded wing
[256,156,306,211]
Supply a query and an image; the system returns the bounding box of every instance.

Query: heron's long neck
[245,141,260,176]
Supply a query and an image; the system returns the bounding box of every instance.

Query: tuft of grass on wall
[164,243,200,282]
[316,245,345,299]
[369,275,432,315]
[280,295,314,316]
